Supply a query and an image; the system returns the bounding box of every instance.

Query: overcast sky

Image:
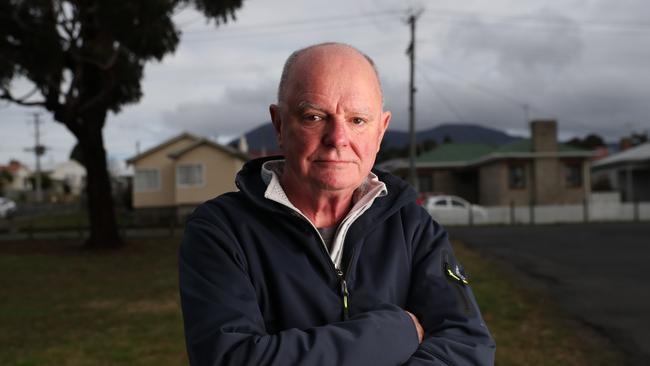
[2,0,649,171]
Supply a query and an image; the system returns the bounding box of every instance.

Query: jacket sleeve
[179,214,420,366]
[403,212,496,366]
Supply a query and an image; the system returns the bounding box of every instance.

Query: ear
[376,110,391,153]
[269,104,283,148]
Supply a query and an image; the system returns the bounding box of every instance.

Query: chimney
[531,120,557,152]
[238,136,249,153]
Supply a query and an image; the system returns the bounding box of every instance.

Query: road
[448,223,650,366]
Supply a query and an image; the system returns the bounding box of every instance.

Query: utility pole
[406,9,423,192]
[523,103,530,124]
[25,113,47,203]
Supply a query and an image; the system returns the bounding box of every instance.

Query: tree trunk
[77,110,123,249]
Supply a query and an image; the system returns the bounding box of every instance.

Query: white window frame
[134,168,161,192]
[176,163,205,188]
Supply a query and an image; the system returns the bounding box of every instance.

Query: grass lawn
[0,237,626,365]
[0,238,186,366]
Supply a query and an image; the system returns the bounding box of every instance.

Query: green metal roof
[493,139,589,153]
[415,140,591,165]
[416,143,495,163]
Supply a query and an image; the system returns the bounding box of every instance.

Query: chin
[313,177,362,192]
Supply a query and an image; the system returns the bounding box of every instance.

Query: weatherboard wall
[173,144,244,205]
[132,137,196,209]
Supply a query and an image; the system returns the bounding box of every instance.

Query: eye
[302,114,323,123]
[352,117,367,126]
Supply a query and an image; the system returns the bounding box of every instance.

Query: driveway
[448,223,650,365]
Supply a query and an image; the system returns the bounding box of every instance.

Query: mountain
[231,122,520,154]
[233,122,279,154]
[382,123,520,149]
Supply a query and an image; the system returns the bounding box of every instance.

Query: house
[378,120,594,206]
[0,160,32,199]
[126,133,249,217]
[591,142,650,202]
[49,160,86,197]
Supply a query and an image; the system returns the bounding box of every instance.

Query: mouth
[313,160,355,164]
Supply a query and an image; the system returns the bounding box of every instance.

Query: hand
[405,310,424,344]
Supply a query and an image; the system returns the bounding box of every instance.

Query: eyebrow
[296,101,372,117]
[297,101,326,113]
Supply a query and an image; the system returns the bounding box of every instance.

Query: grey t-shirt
[318,226,337,253]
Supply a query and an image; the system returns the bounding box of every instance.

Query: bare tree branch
[0,87,46,107]
[17,87,40,101]
[70,45,122,71]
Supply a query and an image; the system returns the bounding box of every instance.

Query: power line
[182,9,401,35]
[416,68,466,123]
[420,9,650,33]
[421,62,529,111]
[181,14,402,42]
[420,61,608,132]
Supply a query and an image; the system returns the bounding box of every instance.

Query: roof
[592,142,650,169]
[167,138,250,162]
[126,132,200,164]
[383,139,593,170]
[492,139,588,154]
[0,160,30,174]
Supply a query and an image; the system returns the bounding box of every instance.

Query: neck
[280,173,355,228]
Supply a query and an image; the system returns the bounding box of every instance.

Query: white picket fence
[428,201,650,226]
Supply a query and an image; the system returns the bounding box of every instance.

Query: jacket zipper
[291,213,355,321]
[309,220,354,321]
[336,268,349,320]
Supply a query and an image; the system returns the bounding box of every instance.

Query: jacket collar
[236,156,417,223]
[260,159,387,214]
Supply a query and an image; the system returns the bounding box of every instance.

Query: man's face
[270,46,391,193]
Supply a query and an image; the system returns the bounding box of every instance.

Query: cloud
[443,8,584,79]
[160,82,276,139]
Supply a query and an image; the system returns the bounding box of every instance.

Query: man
[179,43,495,365]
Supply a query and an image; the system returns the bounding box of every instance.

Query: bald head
[276,42,383,105]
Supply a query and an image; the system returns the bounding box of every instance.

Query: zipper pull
[336,269,349,320]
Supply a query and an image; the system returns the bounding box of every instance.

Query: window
[134,169,160,192]
[565,163,583,188]
[451,199,465,208]
[508,165,526,189]
[177,164,204,187]
[434,199,447,206]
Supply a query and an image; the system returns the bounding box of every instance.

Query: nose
[322,118,350,148]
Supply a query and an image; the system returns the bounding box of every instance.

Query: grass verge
[453,240,626,366]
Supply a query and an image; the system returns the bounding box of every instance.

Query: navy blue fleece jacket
[179,157,495,365]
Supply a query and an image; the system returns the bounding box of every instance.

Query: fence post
[634,200,640,221]
[510,201,515,225]
[169,215,175,237]
[468,206,474,226]
[583,198,589,223]
[529,203,535,225]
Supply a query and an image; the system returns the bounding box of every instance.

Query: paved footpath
[448,223,650,366]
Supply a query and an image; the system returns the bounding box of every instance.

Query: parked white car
[423,195,487,225]
[0,197,17,218]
